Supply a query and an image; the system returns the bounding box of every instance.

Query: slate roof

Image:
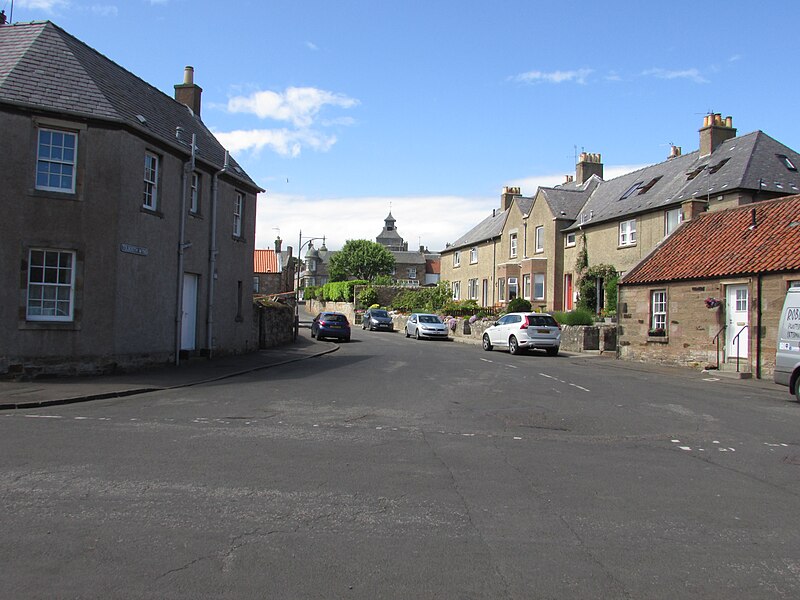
[567,131,800,231]
[254,249,279,274]
[0,21,260,190]
[391,251,427,265]
[621,195,800,285]
[445,208,509,252]
[537,176,600,222]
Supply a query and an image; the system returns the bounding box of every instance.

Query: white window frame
[498,278,506,302]
[651,290,667,331]
[510,233,518,258]
[534,273,545,300]
[453,251,461,267]
[143,152,159,210]
[253,276,260,293]
[619,219,637,246]
[522,274,531,299]
[665,207,682,236]
[468,278,478,300]
[452,280,461,300]
[469,247,478,264]
[508,277,518,300]
[26,249,76,322]
[565,232,576,247]
[190,172,200,214]
[407,267,417,279]
[36,128,77,193]
[535,226,544,253]
[233,191,244,237]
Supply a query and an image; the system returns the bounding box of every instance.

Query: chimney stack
[564,175,574,184]
[668,145,682,159]
[274,236,282,253]
[576,152,603,184]
[174,66,203,117]
[681,198,706,222]
[699,113,735,157]
[501,186,521,211]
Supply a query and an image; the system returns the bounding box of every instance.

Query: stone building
[0,22,262,376]
[253,238,294,297]
[618,195,800,377]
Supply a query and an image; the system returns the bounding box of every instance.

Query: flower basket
[705,297,722,309]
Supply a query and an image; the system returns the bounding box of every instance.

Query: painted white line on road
[480,358,493,363]
[506,365,518,369]
[24,414,62,418]
[539,373,556,379]
[569,383,590,392]
[702,377,721,382]
[679,446,692,451]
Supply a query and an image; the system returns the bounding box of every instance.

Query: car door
[489,315,510,345]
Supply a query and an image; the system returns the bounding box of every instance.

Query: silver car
[482,312,561,355]
[405,313,449,340]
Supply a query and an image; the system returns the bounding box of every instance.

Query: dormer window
[777,154,797,171]
[686,165,708,181]
[708,158,730,174]
[637,176,662,195]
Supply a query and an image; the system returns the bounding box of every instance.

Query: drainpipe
[206,150,230,357]
[756,273,763,379]
[175,133,196,366]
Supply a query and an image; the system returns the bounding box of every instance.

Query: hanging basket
[705,297,722,309]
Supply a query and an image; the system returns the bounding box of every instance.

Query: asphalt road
[2,327,800,599]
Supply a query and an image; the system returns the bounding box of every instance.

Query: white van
[775,286,800,401]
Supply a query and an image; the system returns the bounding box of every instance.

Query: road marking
[569,383,590,392]
[24,414,62,419]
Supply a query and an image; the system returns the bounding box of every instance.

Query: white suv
[482,312,561,356]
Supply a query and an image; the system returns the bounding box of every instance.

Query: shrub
[506,297,532,313]
[552,308,595,326]
[358,286,378,307]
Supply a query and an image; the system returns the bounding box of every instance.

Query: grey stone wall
[256,303,294,349]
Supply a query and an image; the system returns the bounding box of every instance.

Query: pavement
[0,336,338,410]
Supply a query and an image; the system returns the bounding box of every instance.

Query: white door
[181,273,198,351]
[726,284,748,359]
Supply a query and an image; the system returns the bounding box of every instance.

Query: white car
[482,312,561,355]
[405,313,449,340]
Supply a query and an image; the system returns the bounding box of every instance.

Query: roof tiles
[622,195,800,284]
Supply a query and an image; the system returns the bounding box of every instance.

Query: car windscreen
[324,314,347,322]
[526,315,558,327]
[419,315,441,324]
[372,310,389,318]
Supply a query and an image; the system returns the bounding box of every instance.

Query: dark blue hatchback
[311,312,351,342]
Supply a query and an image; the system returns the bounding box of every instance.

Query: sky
[9,0,800,254]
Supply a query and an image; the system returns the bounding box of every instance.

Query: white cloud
[214,128,337,157]
[226,87,359,128]
[512,68,593,85]
[256,193,494,253]
[88,4,118,16]
[642,68,708,84]
[15,0,68,11]
[306,41,319,51]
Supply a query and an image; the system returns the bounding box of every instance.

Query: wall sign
[120,243,148,256]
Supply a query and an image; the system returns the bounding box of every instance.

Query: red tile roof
[254,249,279,273]
[622,195,800,284]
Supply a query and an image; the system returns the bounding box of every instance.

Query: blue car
[311,312,351,342]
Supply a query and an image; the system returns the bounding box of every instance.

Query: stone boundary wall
[256,303,295,349]
[304,300,616,352]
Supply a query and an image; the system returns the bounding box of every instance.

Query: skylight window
[686,165,708,181]
[637,176,662,195]
[708,158,729,174]
[777,154,797,171]
[620,181,643,200]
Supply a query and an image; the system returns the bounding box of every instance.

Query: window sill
[29,188,80,201]
[618,243,637,249]
[141,206,164,218]
[647,335,668,343]
[232,235,247,243]
[189,211,203,219]
[19,320,81,331]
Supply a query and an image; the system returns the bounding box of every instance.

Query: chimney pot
[175,66,203,117]
[184,66,194,85]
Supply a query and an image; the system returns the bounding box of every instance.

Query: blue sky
[11,0,800,252]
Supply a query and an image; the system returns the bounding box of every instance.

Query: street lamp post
[294,230,325,340]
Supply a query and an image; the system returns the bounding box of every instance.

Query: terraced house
[0,22,263,376]
[442,114,800,316]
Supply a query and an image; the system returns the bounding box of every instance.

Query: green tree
[328,240,395,282]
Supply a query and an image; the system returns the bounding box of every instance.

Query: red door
[564,274,573,311]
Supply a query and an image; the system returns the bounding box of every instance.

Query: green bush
[552,308,595,326]
[358,286,378,307]
[303,286,318,300]
[318,280,369,302]
[506,297,532,313]
[389,281,452,313]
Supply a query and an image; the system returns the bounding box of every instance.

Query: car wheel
[416,329,421,340]
[369,324,375,331]
[509,336,522,355]
[795,375,800,402]
[362,322,366,330]
[344,337,351,343]
[405,327,410,338]
[482,334,492,351]
[546,347,559,356]
[311,329,316,339]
